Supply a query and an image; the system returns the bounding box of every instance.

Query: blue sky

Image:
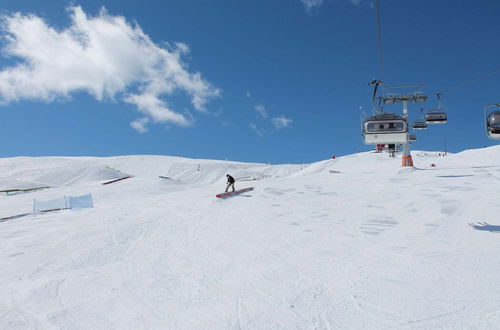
[0,0,498,164]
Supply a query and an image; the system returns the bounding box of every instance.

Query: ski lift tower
[382,85,427,166]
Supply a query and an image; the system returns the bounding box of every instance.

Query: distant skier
[225,174,235,192]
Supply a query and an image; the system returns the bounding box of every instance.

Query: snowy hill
[1,147,500,329]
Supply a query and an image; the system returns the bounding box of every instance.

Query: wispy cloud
[249,102,293,136]
[254,104,268,119]
[249,122,264,137]
[300,0,362,13]
[130,118,149,133]
[272,115,293,129]
[300,0,324,12]
[0,6,220,131]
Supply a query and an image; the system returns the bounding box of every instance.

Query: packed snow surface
[1,148,500,329]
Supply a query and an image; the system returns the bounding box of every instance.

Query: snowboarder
[225,174,235,192]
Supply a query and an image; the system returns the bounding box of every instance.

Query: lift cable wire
[440,68,500,95]
[374,0,385,86]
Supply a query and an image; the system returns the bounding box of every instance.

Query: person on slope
[225,174,235,192]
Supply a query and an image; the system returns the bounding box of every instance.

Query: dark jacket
[227,175,235,184]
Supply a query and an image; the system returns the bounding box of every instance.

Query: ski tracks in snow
[3,152,500,328]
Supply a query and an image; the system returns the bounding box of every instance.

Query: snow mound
[0,157,130,188]
[35,165,129,186]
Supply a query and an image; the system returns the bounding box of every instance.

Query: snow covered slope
[1,147,500,329]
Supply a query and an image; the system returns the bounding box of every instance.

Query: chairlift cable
[440,68,500,94]
[374,0,385,87]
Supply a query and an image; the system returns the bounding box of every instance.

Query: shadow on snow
[435,175,475,178]
[469,222,500,233]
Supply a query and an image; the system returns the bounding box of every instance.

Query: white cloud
[249,103,292,136]
[249,122,264,137]
[272,115,293,129]
[130,118,149,133]
[254,103,267,119]
[300,0,362,12]
[0,6,220,131]
[300,0,324,12]
[245,90,251,98]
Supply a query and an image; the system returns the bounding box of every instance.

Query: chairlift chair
[412,121,428,130]
[424,110,447,124]
[362,113,408,145]
[425,92,448,124]
[485,106,500,140]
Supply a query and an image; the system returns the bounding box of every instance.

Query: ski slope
[1,147,500,329]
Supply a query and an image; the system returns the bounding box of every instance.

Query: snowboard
[216,187,254,198]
